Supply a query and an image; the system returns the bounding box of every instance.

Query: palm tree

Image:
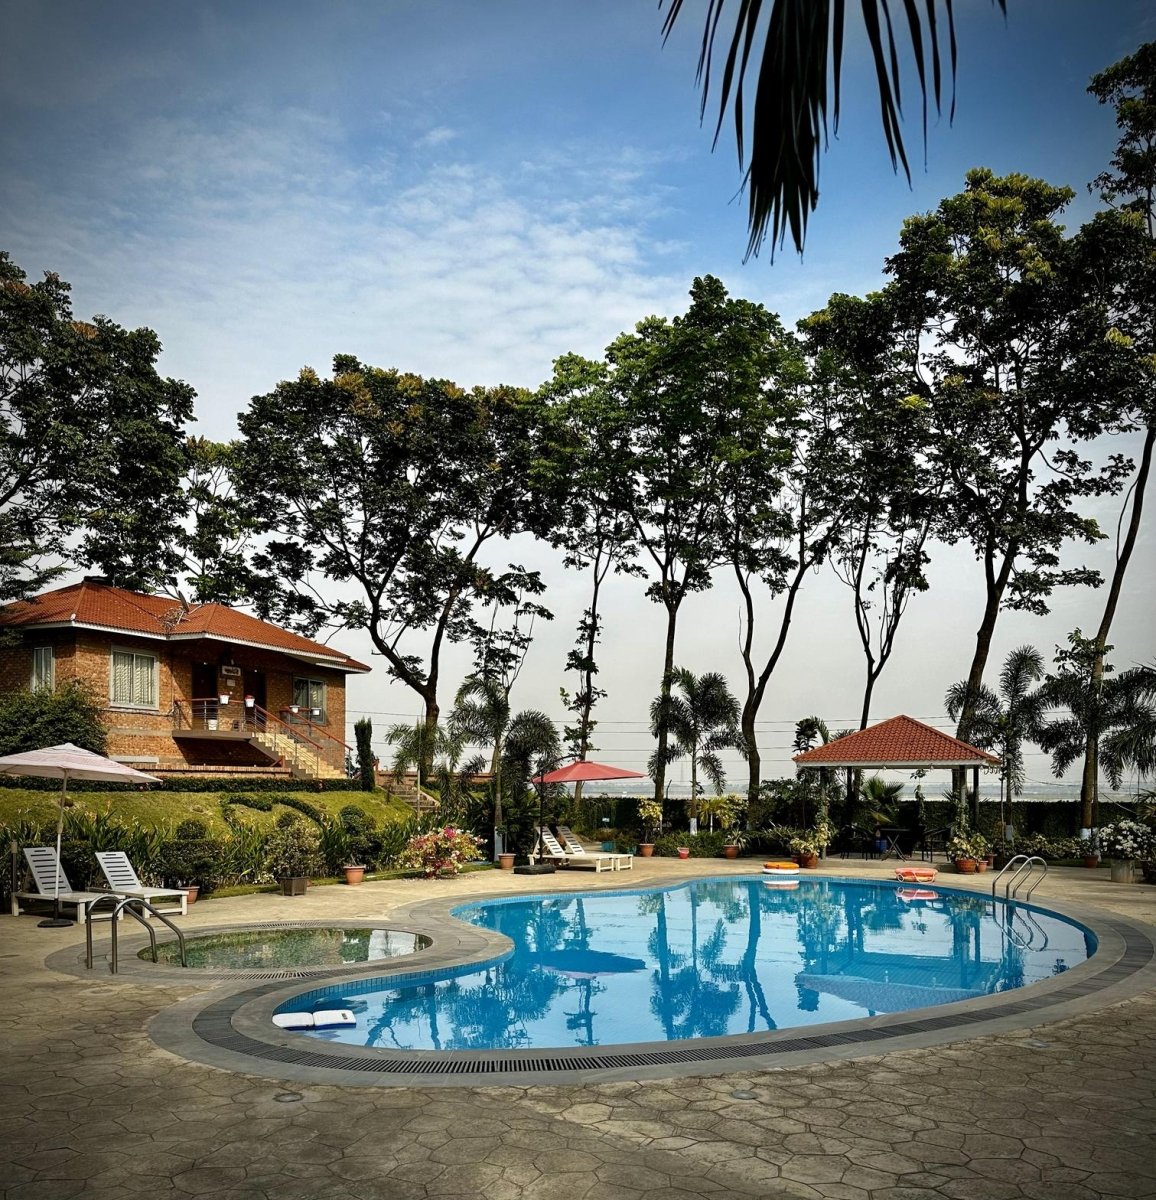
[945,645,1047,835]
[385,719,469,817]
[649,668,744,832]
[450,674,512,853]
[499,709,561,860]
[1036,639,1156,828]
[660,0,1007,258]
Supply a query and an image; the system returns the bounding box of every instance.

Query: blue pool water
[273,877,1094,1051]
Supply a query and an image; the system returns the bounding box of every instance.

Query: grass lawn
[0,786,415,833]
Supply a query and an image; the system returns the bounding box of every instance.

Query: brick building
[0,579,370,779]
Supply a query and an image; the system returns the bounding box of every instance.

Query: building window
[31,646,54,692]
[293,677,327,721]
[111,649,158,708]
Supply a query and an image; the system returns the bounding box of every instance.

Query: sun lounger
[556,826,632,870]
[95,851,188,916]
[16,847,124,923]
[531,829,572,866]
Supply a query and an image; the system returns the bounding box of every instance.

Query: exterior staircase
[384,774,439,814]
[252,728,346,780]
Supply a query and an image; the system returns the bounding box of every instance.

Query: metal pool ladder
[991,854,1048,901]
[83,895,188,972]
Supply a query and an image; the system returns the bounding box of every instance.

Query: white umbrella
[0,743,161,927]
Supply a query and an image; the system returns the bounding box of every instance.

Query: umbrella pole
[39,770,73,928]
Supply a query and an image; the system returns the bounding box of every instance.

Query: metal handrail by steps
[84,895,187,972]
[991,853,1048,901]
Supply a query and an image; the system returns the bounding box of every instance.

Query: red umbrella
[533,760,645,784]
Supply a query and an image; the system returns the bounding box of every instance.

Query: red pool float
[894,866,938,883]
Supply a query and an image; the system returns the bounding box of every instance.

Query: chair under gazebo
[792,714,1000,859]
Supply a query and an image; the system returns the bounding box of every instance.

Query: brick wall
[0,628,352,771]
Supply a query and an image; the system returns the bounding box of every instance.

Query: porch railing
[174,698,351,775]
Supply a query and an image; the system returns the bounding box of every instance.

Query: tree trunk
[420,695,439,787]
[652,603,679,805]
[859,668,879,732]
[1081,421,1153,829]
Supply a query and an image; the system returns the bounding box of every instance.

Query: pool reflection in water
[275,878,1093,1051]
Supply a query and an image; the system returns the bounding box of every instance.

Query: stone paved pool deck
[3,858,1155,1200]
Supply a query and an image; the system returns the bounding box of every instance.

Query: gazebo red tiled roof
[0,579,370,673]
[792,714,998,769]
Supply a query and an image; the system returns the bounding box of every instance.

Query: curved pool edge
[144,877,1156,1088]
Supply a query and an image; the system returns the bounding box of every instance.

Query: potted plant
[947,831,989,873]
[265,814,322,895]
[497,851,516,870]
[637,799,663,857]
[1097,820,1154,884]
[342,863,366,886]
[789,832,821,869]
[1080,834,1100,869]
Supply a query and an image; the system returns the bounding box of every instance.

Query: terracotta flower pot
[343,866,365,886]
[498,853,515,870]
[974,860,988,873]
[638,843,655,858]
[183,885,199,905]
[800,852,819,869]
[1082,856,1099,869]
[955,858,977,874]
[723,845,739,859]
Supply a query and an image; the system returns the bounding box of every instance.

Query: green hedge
[0,774,357,793]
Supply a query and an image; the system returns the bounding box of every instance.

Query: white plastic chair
[95,851,188,916]
[17,847,123,923]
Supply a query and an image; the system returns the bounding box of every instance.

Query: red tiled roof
[792,714,998,768]
[0,580,370,673]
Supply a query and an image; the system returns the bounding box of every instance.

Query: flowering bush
[397,826,483,879]
[637,799,664,840]
[1095,820,1154,861]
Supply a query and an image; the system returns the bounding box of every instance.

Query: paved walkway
[3,859,1155,1199]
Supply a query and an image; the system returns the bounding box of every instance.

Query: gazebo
[792,714,1000,830]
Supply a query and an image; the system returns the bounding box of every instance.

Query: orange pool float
[894,866,938,883]
[762,860,800,875]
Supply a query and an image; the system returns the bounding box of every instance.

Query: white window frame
[292,677,327,722]
[110,647,159,710]
[31,646,54,692]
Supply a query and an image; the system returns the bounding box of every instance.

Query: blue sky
[2,1,1154,786]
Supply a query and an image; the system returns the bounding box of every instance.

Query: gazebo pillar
[971,766,980,827]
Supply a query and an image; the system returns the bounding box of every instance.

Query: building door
[191,662,216,726]
[243,669,267,727]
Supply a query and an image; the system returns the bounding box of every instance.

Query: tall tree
[885,170,1137,757]
[648,668,743,831]
[722,315,860,812]
[803,291,943,730]
[534,354,641,801]
[0,251,194,603]
[607,276,789,804]
[1077,43,1156,826]
[660,0,1007,257]
[1036,632,1156,824]
[176,437,255,604]
[232,358,543,774]
[945,645,1047,834]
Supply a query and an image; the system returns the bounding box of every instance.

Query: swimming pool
[272,877,1094,1052]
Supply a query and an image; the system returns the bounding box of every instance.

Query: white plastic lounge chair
[16,847,124,923]
[95,851,188,916]
[531,829,571,866]
[557,826,632,871]
[540,827,616,872]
